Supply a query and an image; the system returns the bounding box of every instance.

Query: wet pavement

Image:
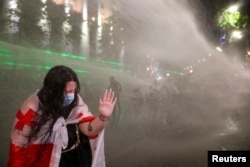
[1,1,250,167]
[1,40,250,167]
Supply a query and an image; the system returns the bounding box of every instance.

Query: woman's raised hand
[99,89,117,118]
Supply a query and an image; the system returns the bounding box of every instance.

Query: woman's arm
[79,89,116,136]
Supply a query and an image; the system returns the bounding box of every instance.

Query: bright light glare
[62,21,72,34]
[156,76,162,81]
[228,5,238,13]
[8,0,18,9]
[216,46,222,52]
[232,30,242,39]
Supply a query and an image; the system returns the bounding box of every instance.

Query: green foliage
[216,8,248,29]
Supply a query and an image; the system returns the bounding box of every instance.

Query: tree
[216,6,248,43]
[98,13,124,62]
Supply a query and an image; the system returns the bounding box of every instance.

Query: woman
[8,65,116,167]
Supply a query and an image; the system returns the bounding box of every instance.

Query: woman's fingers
[109,89,115,101]
[102,89,115,102]
[104,89,108,101]
[112,97,117,105]
[99,89,117,116]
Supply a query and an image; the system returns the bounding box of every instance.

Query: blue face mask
[63,93,75,106]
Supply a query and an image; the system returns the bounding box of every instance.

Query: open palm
[99,89,117,117]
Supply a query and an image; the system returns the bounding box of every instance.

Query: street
[0,41,250,167]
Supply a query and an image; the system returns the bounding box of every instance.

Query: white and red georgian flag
[8,90,106,167]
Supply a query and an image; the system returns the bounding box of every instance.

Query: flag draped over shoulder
[8,91,106,167]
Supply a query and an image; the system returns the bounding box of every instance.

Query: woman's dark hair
[29,65,80,143]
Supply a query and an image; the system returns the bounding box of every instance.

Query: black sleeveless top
[59,124,92,167]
